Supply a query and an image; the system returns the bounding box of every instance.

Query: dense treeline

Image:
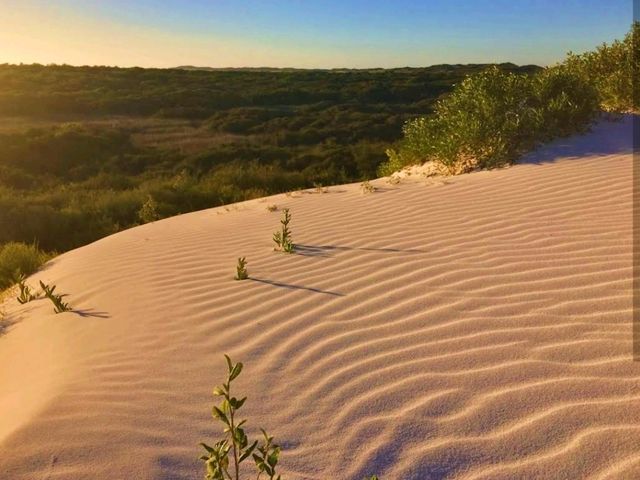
[0,62,540,253]
[0,63,539,117]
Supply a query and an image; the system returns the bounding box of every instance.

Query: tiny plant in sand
[39,281,71,313]
[266,204,278,212]
[200,355,282,480]
[313,183,329,194]
[360,181,376,194]
[16,274,37,304]
[235,257,249,281]
[272,209,294,253]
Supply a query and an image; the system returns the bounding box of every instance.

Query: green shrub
[562,22,638,112]
[380,64,598,175]
[138,195,161,223]
[0,242,49,290]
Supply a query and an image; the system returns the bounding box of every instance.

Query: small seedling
[235,257,248,281]
[200,355,282,480]
[253,428,282,480]
[266,204,278,212]
[273,208,294,253]
[16,274,37,304]
[39,280,71,313]
[313,183,329,194]
[360,181,376,194]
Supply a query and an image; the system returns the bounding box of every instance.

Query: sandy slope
[0,116,637,479]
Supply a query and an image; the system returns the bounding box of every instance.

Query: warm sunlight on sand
[0,117,636,479]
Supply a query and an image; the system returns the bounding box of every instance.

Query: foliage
[273,209,294,253]
[0,63,539,254]
[200,355,281,480]
[0,242,48,290]
[562,22,638,112]
[138,195,161,223]
[380,24,636,176]
[360,181,376,194]
[16,274,37,304]
[235,257,249,281]
[39,280,71,313]
[381,65,598,174]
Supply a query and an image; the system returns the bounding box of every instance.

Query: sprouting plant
[266,204,278,212]
[39,280,71,313]
[313,183,329,194]
[16,274,37,304]
[235,257,248,281]
[272,209,294,253]
[253,429,282,480]
[200,355,282,480]
[360,181,376,194]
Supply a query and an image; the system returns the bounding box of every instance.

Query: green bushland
[0,242,49,290]
[563,22,638,113]
[380,24,634,176]
[0,63,539,255]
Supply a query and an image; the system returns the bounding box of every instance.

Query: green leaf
[267,450,279,467]
[200,442,215,454]
[224,354,233,373]
[239,440,257,463]
[229,362,243,381]
[212,406,230,425]
[212,386,225,396]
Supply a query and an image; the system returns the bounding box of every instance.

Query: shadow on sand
[250,278,344,297]
[518,113,636,165]
[73,308,111,318]
[294,244,426,258]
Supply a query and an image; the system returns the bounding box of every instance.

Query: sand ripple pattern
[0,120,637,479]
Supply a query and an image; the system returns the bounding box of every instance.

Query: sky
[0,0,633,69]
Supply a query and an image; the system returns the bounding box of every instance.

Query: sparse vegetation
[39,280,71,313]
[272,209,294,253]
[360,181,376,194]
[235,257,249,281]
[16,274,37,304]
[0,242,49,290]
[200,355,281,480]
[266,204,278,212]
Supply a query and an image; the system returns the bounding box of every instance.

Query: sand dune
[0,116,637,479]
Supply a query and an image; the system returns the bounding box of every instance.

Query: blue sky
[1,0,633,68]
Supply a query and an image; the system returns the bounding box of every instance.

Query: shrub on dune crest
[380,23,637,176]
[562,22,638,113]
[0,242,49,290]
[380,65,598,175]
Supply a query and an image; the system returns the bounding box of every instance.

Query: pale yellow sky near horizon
[1,3,435,69]
[1,0,629,69]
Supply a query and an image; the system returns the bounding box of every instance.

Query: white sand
[0,116,637,479]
